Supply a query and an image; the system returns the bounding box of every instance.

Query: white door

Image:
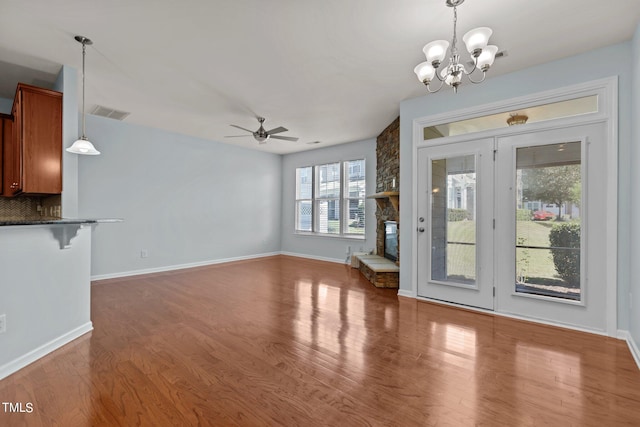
[494,123,609,332]
[417,138,494,310]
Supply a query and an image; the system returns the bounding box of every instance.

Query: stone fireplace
[354,116,401,289]
[375,117,400,264]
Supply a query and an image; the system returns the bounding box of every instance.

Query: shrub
[448,208,471,222]
[548,222,580,286]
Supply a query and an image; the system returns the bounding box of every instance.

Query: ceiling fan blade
[270,135,299,142]
[230,124,255,133]
[266,126,288,135]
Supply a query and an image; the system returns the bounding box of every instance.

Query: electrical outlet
[140,249,149,258]
[0,314,6,334]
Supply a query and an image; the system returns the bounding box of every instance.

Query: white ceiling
[0,0,638,154]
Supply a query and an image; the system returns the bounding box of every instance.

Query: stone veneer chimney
[375,117,400,262]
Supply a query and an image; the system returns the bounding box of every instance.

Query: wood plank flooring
[1,255,639,426]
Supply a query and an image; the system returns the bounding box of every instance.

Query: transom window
[423,95,598,140]
[295,159,365,236]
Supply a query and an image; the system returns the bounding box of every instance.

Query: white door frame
[416,138,495,310]
[495,123,608,332]
[409,77,618,336]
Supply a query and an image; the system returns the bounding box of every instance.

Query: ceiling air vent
[90,105,130,121]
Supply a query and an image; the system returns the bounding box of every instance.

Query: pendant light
[66,35,100,155]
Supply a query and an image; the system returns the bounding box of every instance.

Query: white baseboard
[397,289,415,299]
[619,330,640,370]
[0,322,93,381]
[279,251,347,265]
[91,252,281,281]
[92,252,355,282]
[409,294,612,337]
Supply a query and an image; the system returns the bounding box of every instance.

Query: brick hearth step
[353,254,399,289]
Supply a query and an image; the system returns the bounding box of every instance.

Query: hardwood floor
[1,255,639,426]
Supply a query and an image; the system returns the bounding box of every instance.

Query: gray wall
[630,23,640,351]
[0,225,92,377]
[78,115,282,278]
[0,97,11,114]
[400,41,633,330]
[55,65,80,218]
[280,138,377,263]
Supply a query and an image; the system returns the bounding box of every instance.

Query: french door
[417,123,610,332]
[417,138,495,310]
[495,123,608,331]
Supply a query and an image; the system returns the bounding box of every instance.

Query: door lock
[418,227,425,232]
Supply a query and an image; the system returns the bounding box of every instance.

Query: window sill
[294,231,365,240]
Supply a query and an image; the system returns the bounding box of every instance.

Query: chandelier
[414,0,498,94]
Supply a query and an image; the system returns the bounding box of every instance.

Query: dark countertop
[0,218,122,226]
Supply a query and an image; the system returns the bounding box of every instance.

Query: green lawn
[445,220,579,285]
[326,219,365,235]
[446,221,476,281]
[515,220,556,282]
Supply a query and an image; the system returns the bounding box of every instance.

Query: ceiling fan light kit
[414,0,498,94]
[227,117,299,144]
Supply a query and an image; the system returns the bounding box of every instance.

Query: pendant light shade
[67,137,100,155]
[67,35,100,155]
[462,27,492,55]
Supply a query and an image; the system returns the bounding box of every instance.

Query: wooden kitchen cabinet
[2,83,63,196]
[2,113,16,196]
[0,114,8,195]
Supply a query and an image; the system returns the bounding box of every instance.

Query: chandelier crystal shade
[66,35,100,155]
[414,0,498,94]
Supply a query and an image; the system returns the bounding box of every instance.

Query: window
[295,167,313,232]
[423,95,598,140]
[295,159,366,236]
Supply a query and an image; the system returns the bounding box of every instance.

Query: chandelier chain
[451,6,458,57]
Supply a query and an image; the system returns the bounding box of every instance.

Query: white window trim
[295,159,366,239]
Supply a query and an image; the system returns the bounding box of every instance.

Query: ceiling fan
[226,117,299,144]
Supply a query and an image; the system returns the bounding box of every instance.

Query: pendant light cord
[81,41,87,139]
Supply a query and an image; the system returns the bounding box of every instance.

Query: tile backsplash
[0,195,62,219]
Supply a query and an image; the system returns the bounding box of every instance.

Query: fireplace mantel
[367,191,399,215]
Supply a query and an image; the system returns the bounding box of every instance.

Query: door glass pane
[431,155,476,285]
[516,142,581,301]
